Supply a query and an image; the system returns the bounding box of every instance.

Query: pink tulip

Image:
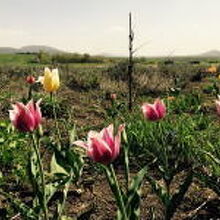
[9,100,42,132]
[26,75,35,84]
[141,99,166,121]
[74,124,125,165]
[215,95,220,116]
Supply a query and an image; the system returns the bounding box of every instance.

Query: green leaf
[50,153,68,176]
[125,166,147,220]
[27,150,41,198]
[69,126,77,146]
[103,165,126,219]
[55,174,73,219]
[45,175,71,203]
[52,146,84,183]
[0,138,4,143]
[62,150,84,182]
[145,175,169,206]
[27,149,45,216]
[202,149,220,166]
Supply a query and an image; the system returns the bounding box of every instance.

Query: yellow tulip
[41,67,60,92]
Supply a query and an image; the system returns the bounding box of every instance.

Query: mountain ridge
[199,50,220,57]
[0,45,65,54]
[1,46,220,57]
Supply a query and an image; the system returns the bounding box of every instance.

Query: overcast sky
[1,0,220,56]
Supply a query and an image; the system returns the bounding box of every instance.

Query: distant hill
[199,50,220,57]
[0,45,65,54]
[0,47,18,54]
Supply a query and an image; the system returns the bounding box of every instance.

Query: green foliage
[125,112,198,171]
[203,81,219,95]
[122,166,147,220]
[67,69,101,91]
[158,63,203,90]
[104,165,147,220]
[123,111,203,218]
[36,51,52,64]
[106,61,128,81]
[105,100,127,119]
[168,92,202,114]
[146,170,193,220]
[26,125,84,219]
[122,102,220,218]
[0,120,28,180]
[0,54,36,66]
[52,53,105,64]
[37,95,69,119]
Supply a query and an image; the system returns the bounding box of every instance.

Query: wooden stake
[128,12,134,111]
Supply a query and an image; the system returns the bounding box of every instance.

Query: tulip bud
[9,100,42,132]
[26,75,35,84]
[141,99,166,121]
[73,124,125,165]
[110,93,117,100]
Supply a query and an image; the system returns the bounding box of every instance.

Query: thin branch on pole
[133,40,151,54]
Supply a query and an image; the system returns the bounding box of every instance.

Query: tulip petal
[13,102,35,132]
[89,137,112,164]
[113,124,125,160]
[73,140,88,149]
[52,68,60,91]
[155,99,166,119]
[142,99,166,121]
[9,104,19,122]
[142,103,159,121]
[34,99,42,128]
[26,99,42,129]
[88,130,102,145]
[74,124,123,165]
[43,67,53,92]
[100,124,114,148]
[9,100,42,132]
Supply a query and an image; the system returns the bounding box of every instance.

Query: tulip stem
[124,147,130,192]
[57,172,73,220]
[50,92,53,102]
[31,133,49,220]
[104,164,128,220]
[51,92,62,149]
[158,121,169,184]
[28,85,33,100]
